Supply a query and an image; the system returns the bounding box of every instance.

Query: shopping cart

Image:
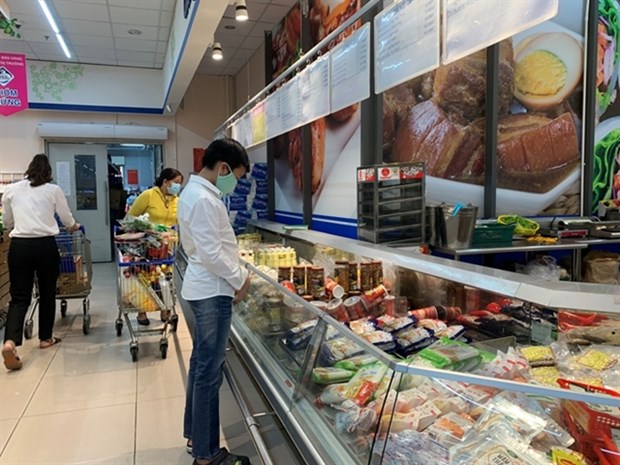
[24,227,93,339]
[114,228,178,361]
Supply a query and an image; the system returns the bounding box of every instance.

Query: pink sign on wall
[0,53,28,117]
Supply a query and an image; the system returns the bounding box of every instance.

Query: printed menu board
[251,101,267,146]
[237,112,253,148]
[300,55,331,124]
[265,92,284,140]
[442,0,559,64]
[279,76,303,134]
[330,23,371,114]
[374,0,440,94]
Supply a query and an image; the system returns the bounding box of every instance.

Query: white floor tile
[23,368,137,416]
[0,404,135,465]
[0,418,18,453]
[0,372,40,421]
[137,349,187,401]
[135,396,187,465]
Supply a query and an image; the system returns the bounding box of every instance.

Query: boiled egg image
[514,32,583,110]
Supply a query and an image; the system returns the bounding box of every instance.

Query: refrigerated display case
[176,220,620,465]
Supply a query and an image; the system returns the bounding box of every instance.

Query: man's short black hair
[203,138,250,173]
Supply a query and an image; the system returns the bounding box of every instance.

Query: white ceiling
[0,0,297,76]
[196,0,297,76]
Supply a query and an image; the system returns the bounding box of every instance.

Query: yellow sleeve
[127,190,151,217]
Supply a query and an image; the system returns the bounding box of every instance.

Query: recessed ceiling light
[224,25,236,30]
[128,29,142,35]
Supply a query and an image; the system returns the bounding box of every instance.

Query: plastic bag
[517,256,562,281]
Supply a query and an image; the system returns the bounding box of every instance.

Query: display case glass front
[177,221,620,465]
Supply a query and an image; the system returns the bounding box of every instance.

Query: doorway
[47,142,162,262]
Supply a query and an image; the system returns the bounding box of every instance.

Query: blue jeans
[183,295,233,460]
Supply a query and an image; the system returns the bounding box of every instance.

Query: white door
[48,143,112,262]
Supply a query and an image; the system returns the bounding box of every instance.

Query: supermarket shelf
[249,220,620,314]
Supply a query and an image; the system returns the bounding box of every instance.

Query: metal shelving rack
[356,162,425,245]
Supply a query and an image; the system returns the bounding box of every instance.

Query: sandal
[186,439,192,454]
[2,342,22,371]
[39,336,61,349]
[160,310,171,322]
[137,313,150,326]
[193,448,250,465]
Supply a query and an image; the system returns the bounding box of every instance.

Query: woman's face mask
[216,163,237,195]
[168,182,181,195]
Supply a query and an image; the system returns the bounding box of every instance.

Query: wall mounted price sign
[374,0,440,94]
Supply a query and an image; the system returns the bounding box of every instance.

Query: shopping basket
[558,379,620,465]
[114,227,178,361]
[24,227,93,338]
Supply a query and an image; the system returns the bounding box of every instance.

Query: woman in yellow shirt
[128,168,183,227]
[128,167,183,325]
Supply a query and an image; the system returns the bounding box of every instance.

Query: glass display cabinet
[176,220,620,465]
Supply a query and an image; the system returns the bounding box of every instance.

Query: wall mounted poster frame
[331,23,371,114]
[442,0,559,64]
[300,55,331,124]
[374,0,440,94]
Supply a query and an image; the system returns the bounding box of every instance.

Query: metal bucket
[425,205,443,246]
[440,205,478,249]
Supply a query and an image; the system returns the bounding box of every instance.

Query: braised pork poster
[383,0,586,216]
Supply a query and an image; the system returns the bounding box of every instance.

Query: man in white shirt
[2,154,79,371]
[178,139,251,465]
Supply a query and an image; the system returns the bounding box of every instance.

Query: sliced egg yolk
[515,50,567,97]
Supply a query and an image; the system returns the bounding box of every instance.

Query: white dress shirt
[2,179,76,238]
[177,174,248,300]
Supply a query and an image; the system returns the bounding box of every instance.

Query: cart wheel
[83,299,89,315]
[115,319,123,337]
[24,321,34,340]
[130,345,138,362]
[160,341,168,359]
[60,300,67,318]
[83,315,91,335]
[169,315,179,332]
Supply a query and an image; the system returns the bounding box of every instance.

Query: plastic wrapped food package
[520,345,555,367]
[334,354,378,372]
[345,362,389,406]
[333,400,378,434]
[418,338,482,371]
[451,421,552,465]
[375,315,416,333]
[321,337,365,365]
[425,412,475,447]
[473,396,547,443]
[394,327,435,354]
[311,367,356,385]
[317,383,349,406]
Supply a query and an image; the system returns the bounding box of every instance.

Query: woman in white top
[1,154,80,371]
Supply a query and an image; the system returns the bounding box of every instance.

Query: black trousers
[4,237,60,346]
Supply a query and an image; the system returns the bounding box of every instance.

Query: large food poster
[274,0,362,235]
[592,0,620,213]
[382,0,586,217]
[310,0,362,237]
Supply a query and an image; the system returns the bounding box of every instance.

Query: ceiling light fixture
[128,29,142,35]
[235,0,248,21]
[212,42,223,61]
[37,0,72,59]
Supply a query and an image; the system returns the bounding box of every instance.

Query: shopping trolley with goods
[24,227,93,339]
[114,228,178,361]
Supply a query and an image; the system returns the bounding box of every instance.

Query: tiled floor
[0,263,280,465]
